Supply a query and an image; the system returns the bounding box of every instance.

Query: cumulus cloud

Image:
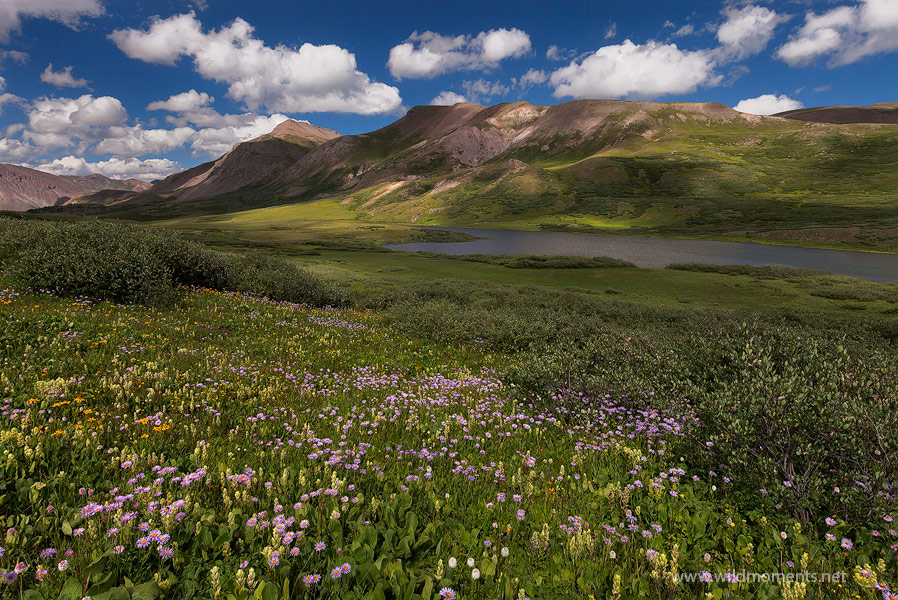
[0,76,24,112]
[143,91,291,156]
[717,5,790,60]
[187,113,290,156]
[18,89,298,160]
[147,89,213,112]
[387,28,531,79]
[549,40,718,100]
[777,0,898,66]
[93,126,196,157]
[36,155,182,181]
[40,64,90,88]
[110,12,401,115]
[0,137,35,161]
[24,94,128,149]
[517,68,548,90]
[429,91,468,106]
[733,94,803,115]
[547,5,787,100]
[0,0,103,42]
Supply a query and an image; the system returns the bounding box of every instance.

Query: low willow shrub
[0,218,348,307]
[666,263,823,279]
[372,279,898,522]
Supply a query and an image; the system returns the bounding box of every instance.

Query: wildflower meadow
[0,219,896,599]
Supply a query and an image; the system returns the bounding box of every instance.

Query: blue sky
[0,0,896,180]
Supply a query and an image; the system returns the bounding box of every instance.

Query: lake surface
[386,227,898,282]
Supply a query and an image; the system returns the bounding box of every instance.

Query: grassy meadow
[0,217,897,600]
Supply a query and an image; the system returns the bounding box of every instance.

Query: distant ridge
[0,163,152,211]
[776,102,898,124]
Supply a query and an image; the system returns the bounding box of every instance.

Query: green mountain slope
[48,100,898,250]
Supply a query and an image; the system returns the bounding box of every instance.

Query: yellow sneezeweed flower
[52,430,63,436]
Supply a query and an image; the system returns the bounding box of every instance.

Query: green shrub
[666,262,823,279]
[0,217,349,307]
[368,278,898,521]
[694,327,898,522]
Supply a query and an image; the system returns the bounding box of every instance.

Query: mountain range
[7,100,898,230]
[0,165,150,211]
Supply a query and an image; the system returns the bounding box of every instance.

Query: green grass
[288,249,898,318]
[129,199,897,320]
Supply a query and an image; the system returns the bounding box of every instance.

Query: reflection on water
[386,227,898,282]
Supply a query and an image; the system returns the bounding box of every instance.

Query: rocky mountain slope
[72,120,340,207]
[0,164,154,211]
[0,164,96,211]
[62,174,151,193]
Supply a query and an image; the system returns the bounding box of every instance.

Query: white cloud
[0,137,35,161]
[40,64,90,88]
[733,94,803,115]
[20,93,195,157]
[0,50,28,64]
[0,76,24,112]
[605,23,617,40]
[549,40,718,100]
[36,155,182,181]
[19,89,298,160]
[93,126,196,157]
[24,94,128,150]
[387,28,531,79]
[462,79,510,103]
[429,91,468,106]
[110,12,401,115]
[777,0,898,66]
[147,89,213,112]
[143,92,292,156]
[674,24,696,37]
[518,68,548,90]
[0,0,103,43]
[188,113,290,156]
[717,5,790,60]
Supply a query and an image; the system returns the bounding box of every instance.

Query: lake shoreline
[388,226,898,282]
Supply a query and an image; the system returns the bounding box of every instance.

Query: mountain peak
[263,119,341,145]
